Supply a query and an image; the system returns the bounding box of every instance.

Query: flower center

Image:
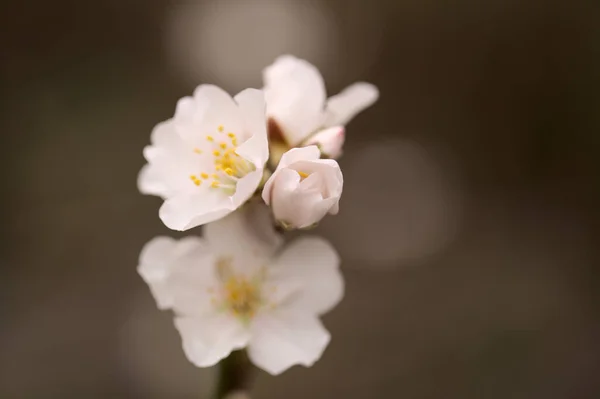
[188,125,255,194]
[223,276,261,318]
[211,257,267,321]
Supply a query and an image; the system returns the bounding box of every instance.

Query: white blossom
[262,146,343,229]
[263,55,378,154]
[138,85,269,231]
[137,203,344,375]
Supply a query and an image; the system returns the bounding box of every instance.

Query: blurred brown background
[1,0,599,397]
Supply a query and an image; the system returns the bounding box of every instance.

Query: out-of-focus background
[1,0,599,397]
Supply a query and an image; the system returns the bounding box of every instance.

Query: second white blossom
[137,202,343,375]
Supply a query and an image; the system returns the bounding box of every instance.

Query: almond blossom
[262,146,343,229]
[137,202,344,375]
[138,85,269,231]
[263,55,379,156]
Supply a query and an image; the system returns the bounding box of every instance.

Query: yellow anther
[222,275,260,317]
[206,135,214,142]
[215,165,222,171]
[220,142,227,149]
[193,148,202,154]
[190,175,202,186]
[227,132,235,138]
[225,168,234,176]
[200,172,209,179]
[210,181,220,188]
[218,125,224,132]
[211,174,218,179]
[298,171,310,179]
[213,150,221,156]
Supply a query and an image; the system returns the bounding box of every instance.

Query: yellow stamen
[227,132,235,138]
[225,168,233,176]
[200,172,209,179]
[210,181,220,188]
[218,125,224,132]
[206,135,214,142]
[193,148,202,154]
[213,150,221,156]
[220,142,227,149]
[298,171,310,179]
[190,175,202,186]
[223,276,260,318]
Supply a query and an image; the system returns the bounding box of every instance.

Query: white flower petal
[324,82,379,127]
[137,236,207,310]
[175,313,250,368]
[231,170,263,209]
[291,159,344,204]
[140,145,200,197]
[150,119,178,147]
[269,237,343,315]
[262,146,321,205]
[263,55,326,145]
[139,236,178,267]
[137,164,170,198]
[159,191,233,231]
[174,96,196,122]
[263,166,297,203]
[248,311,330,375]
[277,145,321,168]
[303,126,345,159]
[234,88,269,166]
[139,121,200,198]
[270,171,336,228]
[138,236,178,309]
[262,165,296,207]
[168,258,220,317]
[175,85,243,145]
[204,201,282,264]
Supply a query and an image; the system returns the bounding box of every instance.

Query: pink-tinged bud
[304,126,345,159]
[262,146,343,229]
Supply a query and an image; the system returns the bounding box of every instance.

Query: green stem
[214,350,254,399]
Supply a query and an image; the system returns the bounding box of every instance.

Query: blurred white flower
[137,203,343,375]
[262,146,343,229]
[138,85,269,231]
[263,55,378,153]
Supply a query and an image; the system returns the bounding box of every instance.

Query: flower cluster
[137,55,378,375]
